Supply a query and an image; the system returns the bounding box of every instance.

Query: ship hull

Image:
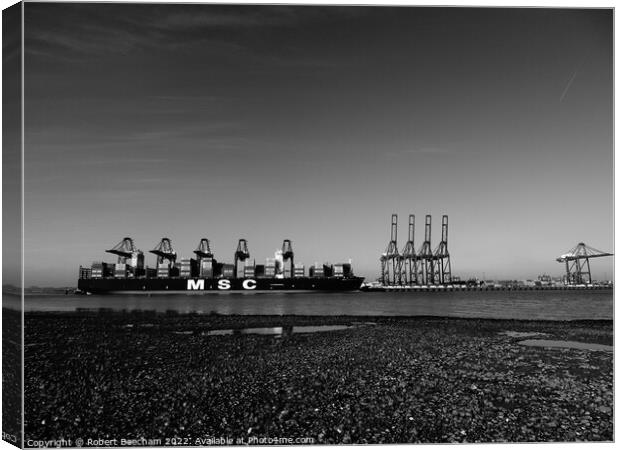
[77,276,365,294]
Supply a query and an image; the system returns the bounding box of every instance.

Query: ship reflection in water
[205,324,357,337]
[23,289,612,321]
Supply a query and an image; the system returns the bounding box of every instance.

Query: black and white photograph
[1,0,614,447]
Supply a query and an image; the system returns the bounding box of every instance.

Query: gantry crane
[234,239,250,277]
[282,239,294,278]
[380,214,400,285]
[433,215,451,284]
[194,238,214,260]
[556,242,613,285]
[106,237,145,273]
[150,238,177,268]
[417,215,435,285]
[400,215,418,285]
[106,237,138,264]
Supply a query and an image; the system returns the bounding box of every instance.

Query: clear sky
[20,3,613,286]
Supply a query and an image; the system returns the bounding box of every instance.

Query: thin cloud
[24,4,370,65]
[156,10,287,30]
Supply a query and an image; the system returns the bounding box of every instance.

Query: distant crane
[194,238,214,260]
[234,239,250,277]
[433,215,452,285]
[194,238,215,278]
[150,238,177,268]
[400,215,418,285]
[417,215,435,285]
[380,214,400,285]
[556,242,613,285]
[106,237,138,264]
[282,239,294,278]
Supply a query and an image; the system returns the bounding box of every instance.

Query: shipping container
[255,264,265,277]
[91,262,110,277]
[343,263,352,277]
[323,264,334,277]
[293,264,305,277]
[309,266,324,277]
[91,262,112,278]
[79,267,92,279]
[200,258,214,277]
[235,265,244,278]
[214,262,224,278]
[178,258,198,277]
[115,263,127,275]
[128,251,145,270]
[222,263,235,277]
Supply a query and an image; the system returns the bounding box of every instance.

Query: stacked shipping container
[294,264,305,277]
[80,240,354,281]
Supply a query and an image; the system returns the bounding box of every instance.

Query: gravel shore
[24,312,613,444]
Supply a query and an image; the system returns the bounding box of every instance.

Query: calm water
[22,290,613,320]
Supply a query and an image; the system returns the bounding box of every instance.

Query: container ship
[77,237,364,294]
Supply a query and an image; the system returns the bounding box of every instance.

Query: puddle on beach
[500,331,549,338]
[204,324,357,337]
[518,339,613,352]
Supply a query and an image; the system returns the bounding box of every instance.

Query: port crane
[194,238,214,260]
[380,214,400,285]
[556,242,613,285]
[282,239,294,277]
[150,238,177,268]
[106,237,139,264]
[234,239,251,277]
[433,215,452,284]
[399,215,418,285]
[417,215,435,285]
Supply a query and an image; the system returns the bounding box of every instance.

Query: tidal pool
[204,324,354,336]
[518,339,613,352]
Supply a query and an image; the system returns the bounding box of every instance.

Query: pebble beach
[24,311,613,444]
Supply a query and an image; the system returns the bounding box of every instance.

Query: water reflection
[204,324,352,337]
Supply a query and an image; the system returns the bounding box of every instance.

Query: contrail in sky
[559,70,578,102]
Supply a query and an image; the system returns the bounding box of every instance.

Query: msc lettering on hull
[186,279,257,290]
